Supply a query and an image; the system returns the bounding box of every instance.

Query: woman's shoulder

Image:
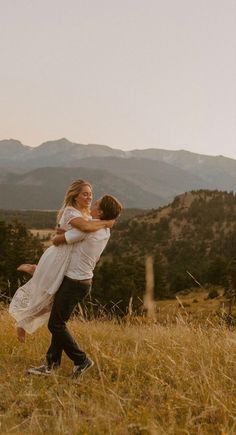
[63,206,83,218]
[59,207,83,227]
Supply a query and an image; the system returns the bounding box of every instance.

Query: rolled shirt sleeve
[64,228,86,244]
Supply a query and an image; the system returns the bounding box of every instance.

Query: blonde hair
[57,179,92,223]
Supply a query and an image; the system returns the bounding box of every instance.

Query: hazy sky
[1,0,236,157]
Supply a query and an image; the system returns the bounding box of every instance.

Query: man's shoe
[72,357,94,378]
[27,364,55,376]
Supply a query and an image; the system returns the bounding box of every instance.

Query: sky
[0,0,236,158]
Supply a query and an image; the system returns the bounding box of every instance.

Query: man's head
[91,195,123,220]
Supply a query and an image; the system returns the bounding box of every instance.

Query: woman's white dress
[9,207,83,334]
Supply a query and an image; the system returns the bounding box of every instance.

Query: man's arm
[52,228,86,246]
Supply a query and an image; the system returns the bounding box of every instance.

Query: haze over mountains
[0,138,236,209]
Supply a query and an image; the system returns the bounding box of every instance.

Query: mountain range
[1,138,236,209]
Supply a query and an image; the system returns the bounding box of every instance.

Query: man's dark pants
[46,276,91,367]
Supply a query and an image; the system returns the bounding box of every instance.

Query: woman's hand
[105,220,115,229]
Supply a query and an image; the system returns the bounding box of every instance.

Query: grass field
[0,306,236,434]
[156,288,236,324]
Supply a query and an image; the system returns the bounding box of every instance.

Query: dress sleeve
[60,207,83,228]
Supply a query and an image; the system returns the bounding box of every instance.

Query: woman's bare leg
[17,264,37,275]
[17,327,26,343]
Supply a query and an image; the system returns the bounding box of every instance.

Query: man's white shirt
[64,225,110,280]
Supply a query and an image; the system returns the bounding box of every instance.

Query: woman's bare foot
[17,264,37,275]
[17,327,26,343]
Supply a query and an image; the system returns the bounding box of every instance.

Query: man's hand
[52,234,66,246]
[55,227,66,235]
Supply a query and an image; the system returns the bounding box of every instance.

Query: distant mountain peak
[39,137,74,147]
[0,139,25,147]
[0,139,31,156]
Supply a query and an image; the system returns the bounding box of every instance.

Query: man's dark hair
[100,195,123,220]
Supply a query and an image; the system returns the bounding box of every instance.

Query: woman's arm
[69,217,114,232]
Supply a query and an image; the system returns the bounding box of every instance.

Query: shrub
[207,289,219,299]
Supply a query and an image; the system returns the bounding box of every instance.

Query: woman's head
[63,179,93,209]
[58,179,92,222]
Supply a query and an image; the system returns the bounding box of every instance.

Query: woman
[9,179,113,342]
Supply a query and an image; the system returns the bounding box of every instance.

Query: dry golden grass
[155,288,236,324]
[0,307,236,434]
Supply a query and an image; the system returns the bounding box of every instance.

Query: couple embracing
[9,179,122,378]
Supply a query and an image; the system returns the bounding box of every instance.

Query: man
[28,195,122,378]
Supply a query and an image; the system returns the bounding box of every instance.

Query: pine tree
[0,220,43,299]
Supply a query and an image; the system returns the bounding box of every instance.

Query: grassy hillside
[0,307,235,434]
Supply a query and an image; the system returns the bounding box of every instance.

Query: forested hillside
[0,208,146,229]
[0,222,43,298]
[92,190,236,311]
[2,190,236,315]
